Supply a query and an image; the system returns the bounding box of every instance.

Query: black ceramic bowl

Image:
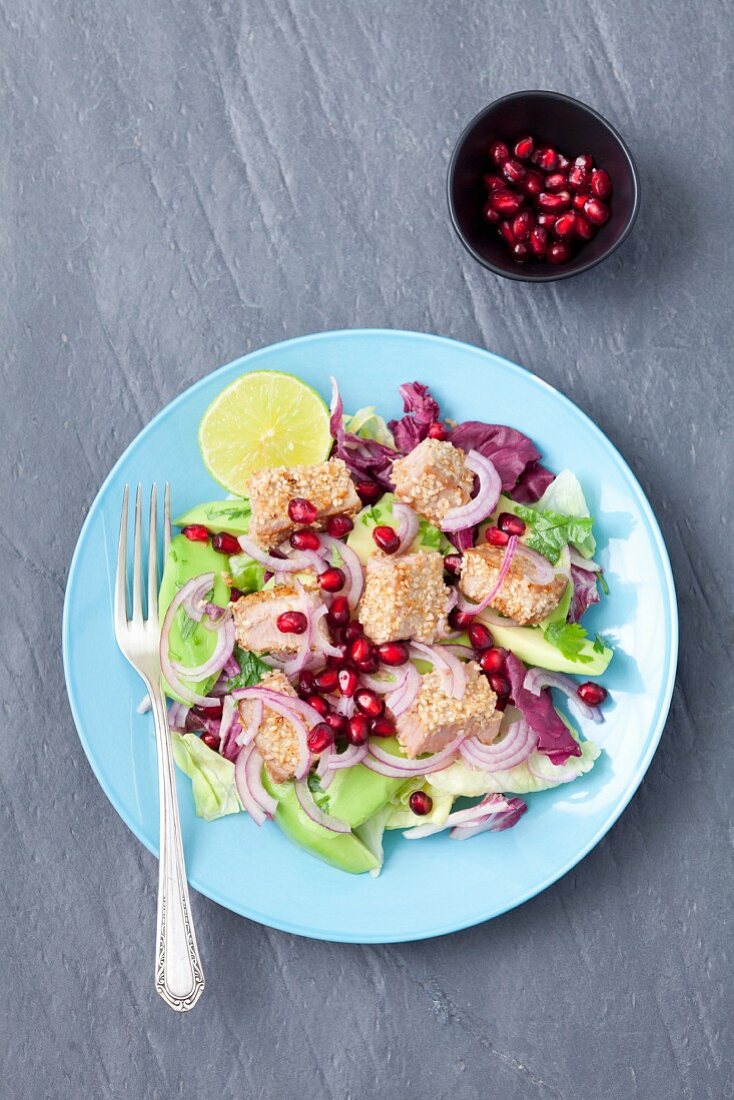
[448,90,640,282]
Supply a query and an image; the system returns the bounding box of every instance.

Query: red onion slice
[159,575,223,708]
[457,535,518,616]
[440,451,502,532]
[217,695,240,761]
[392,501,420,554]
[234,745,277,825]
[326,743,368,771]
[385,662,421,716]
[171,614,235,681]
[236,698,262,748]
[513,543,555,584]
[181,574,216,622]
[238,535,321,573]
[358,668,406,694]
[294,779,351,833]
[364,735,465,778]
[168,701,190,729]
[319,533,364,608]
[523,667,604,724]
[459,720,535,772]
[410,642,466,699]
[232,687,315,778]
[284,582,315,677]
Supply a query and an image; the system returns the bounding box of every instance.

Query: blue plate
[63,330,677,943]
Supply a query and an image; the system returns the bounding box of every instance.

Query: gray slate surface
[2,1,732,1097]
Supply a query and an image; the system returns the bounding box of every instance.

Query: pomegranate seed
[557,154,571,170]
[325,711,347,736]
[528,225,548,258]
[409,790,433,816]
[522,169,544,196]
[306,694,330,717]
[326,514,354,538]
[547,241,572,264]
[212,531,240,555]
[498,512,527,536]
[290,528,321,551]
[567,165,588,191]
[490,189,523,216]
[287,497,317,524]
[577,681,608,706]
[345,619,364,641]
[347,714,370,745]
[201,732,220,751]
[338,668,359,697]
[468,622,493,651]
[533,146,558,172]
[355,688,384,718]
[538,191,571,213]
[277,610,308,634]
[512,210,534,240]
[349,636,374,665]
[514,135,534,159]
[574,153,593,172]
[329,624,346,646]
[370,716,395,738]
[590,168,612,199]
[377,641,409,666]
[373,525,400,554]
[489,140,509,164]
[307,723,334,754]
[315,667,339,694]
[479,647,506,673]
[427,421,448,440]
[545,171,568,193]
[485,525,510,547]
[502,158,526,185]
[537,212,557,228]
[487,671,510,696]
[572,191,590,212]
[575,215,595,241]
[182,524,210,543]
[356,653,378,673]
[495,696,507,712]
[298,670,316,695]
[484,173,505,192]
[229,587,245,602]
[326,649,347,668]
[355,479,381,504]
[327,595,350,626]
[584,198,610,225]
[498,219,517,247]
[554,212,577,239]
[443,554,463,577]
[483,201,501,224]
[511,242,529,262]
[319,567,345,592]
[448,607,475,631]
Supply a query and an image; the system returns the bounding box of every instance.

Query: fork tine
[164,482,171,558]
[132,483,144,624]
[147,484,158,624]
[115,485,130,632]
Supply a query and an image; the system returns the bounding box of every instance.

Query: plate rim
[62,328,679,943]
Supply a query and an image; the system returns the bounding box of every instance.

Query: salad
[159,372,613,875]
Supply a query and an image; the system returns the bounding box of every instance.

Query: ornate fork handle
[149,681,205,1011]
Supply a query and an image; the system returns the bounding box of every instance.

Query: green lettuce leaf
[227,551,266,594]
[344,406,396,448]
[535,469,597,558]
[171,733,242,821]
[514,504,595,565]
[384,779,454,829]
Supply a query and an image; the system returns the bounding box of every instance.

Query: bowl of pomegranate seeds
[448,90,640,281]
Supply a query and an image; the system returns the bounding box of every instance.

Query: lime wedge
[198,370,332,495]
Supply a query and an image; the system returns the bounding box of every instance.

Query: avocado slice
[347,493,452,565]
[173,499,252,535]
[159,534,231,702]
[316,738,411,827]
[477,615,613,675]
[262,772,379,874]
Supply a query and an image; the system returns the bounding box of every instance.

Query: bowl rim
[446,89,641,283]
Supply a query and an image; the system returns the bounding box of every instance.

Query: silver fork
[114,483,205,1012]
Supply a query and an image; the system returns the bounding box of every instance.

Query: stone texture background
[2,1,732,1097]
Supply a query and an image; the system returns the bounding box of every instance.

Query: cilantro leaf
[225,646,270,690]
[593,632,606,654]
[514,504,595,565]
[543,621,593,663]
[418,519,441,549]
[598,572,610,596]
[361,505,382,526]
